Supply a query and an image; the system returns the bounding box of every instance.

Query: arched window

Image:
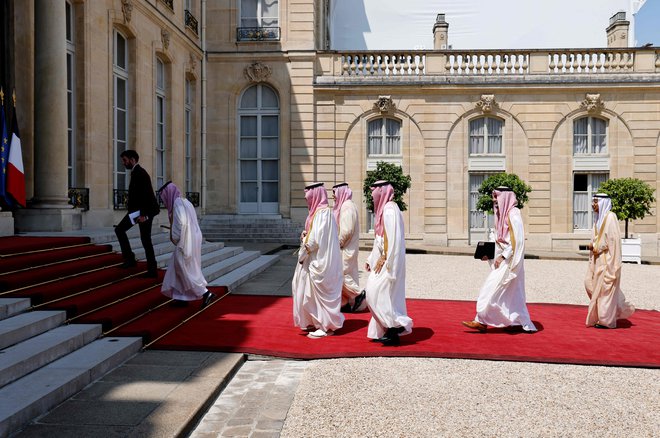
[368,118,401,157]
[573,116,607,154]
[113,30,129,191]
[155,57,168,189]
[238,84,280,213]
[184,78,194,193]
[469,117,502,155]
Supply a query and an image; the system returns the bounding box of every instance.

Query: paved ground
[192,247,660,438]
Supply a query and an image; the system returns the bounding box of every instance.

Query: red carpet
[0,236,90,256]
[152,295,660,368]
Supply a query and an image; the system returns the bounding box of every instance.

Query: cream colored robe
[338,199,361,305]
[474,208,537,331]
[364,202,413,339]
[584,211,635,328]
[161,197,208,301]
[292,207,345,332]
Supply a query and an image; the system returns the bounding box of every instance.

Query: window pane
[240,116,257,135]
[66,2,72,41]
[487,118,502,153]
[592,118,607,154]
[241,0,258,19]
[240,86,258,109]
[573,118,588,154]
[117,110,126,141]
[385,119,401,155]
[116,33,126,70]
[116,78,126,109]
[368,119,383,155]
[261,116,278,136]
[469,118,485,154]
[261,138,278,158]
[156,59,165,90]
[261,182,278,202]
[241,161,257,180]
[241,182,258,202]
[573,173,588,191]
[261,86,278,108]
[240,139,257,158]
[262,160,279,180]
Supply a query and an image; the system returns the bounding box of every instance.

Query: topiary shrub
[599,177,656,239]
[477,173,532,214]
[363,161,412,211]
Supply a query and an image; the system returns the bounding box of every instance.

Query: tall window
[155,58,167,189]
[573,173,608,230]
[574,117,607,154]
[66,1,76,187]
[238,84,279,213]
[184,79,193,193]
[113,30,129,190]
[368,118,401,157]
[469,117,503,155]
[240,0,279,28]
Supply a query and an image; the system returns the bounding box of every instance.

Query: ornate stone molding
[244,62,272,83]
[188,53,197,72]
[161,28,170,51]
[373,96,395,114]
[121,0,133,23]
[580,93,605,113]
[475,94,498,113]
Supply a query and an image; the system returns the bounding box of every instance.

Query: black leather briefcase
[473,241,495,260]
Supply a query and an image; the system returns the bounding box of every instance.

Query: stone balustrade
[322,48,660,77]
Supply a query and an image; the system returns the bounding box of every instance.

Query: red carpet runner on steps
[152,295,660,368]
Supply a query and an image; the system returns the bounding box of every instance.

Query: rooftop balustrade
[316,48,660,80]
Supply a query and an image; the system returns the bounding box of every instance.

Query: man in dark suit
[115,149,160,277]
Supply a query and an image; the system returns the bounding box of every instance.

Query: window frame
[573,116,608,155]
[113,29,129,191]
[573,172,609,230]
[367,117,402,158]
[469,116,504,156]
[66,0,76,187]
[184,78,193,193]
[155,57,167,189]
[239,0,280,28]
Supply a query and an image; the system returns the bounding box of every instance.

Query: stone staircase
[0,229,282,436]
[201,215,302,245]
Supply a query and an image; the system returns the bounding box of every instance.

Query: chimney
[433,14,449,50]
[606,11,629,48]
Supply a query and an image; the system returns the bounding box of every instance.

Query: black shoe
[352,290,367,312]
[141,270,158,278]
[382,332,400,346]
[594,323,610,329]
[201,291,216,309]
[119,258,137,269]
[374,327,399,344]
[340,303,353,313]
[170,300,188,307]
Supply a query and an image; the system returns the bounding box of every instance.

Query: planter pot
[621,238,642,264]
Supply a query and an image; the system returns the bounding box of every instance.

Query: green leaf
[476,173,533,213]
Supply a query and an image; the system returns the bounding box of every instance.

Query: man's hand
[494,255,504,269]
[374,256,386,274]
[137,215,148,223]
[365,262,371,272]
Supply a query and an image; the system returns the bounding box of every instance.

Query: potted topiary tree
[363,161,412,231]
[598,177,656,264]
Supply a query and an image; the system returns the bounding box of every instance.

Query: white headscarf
[594,194,612,231]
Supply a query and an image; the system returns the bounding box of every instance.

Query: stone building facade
[3,1,660,256]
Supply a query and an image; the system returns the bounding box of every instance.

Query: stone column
[16,0,80,231]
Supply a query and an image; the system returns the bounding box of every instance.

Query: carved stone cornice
[580,93,605,113]
[161,28,170,51]
[121,0,133,23]
[189,53,197,71]
[244,62,272,83]
[373,95,395,114]
[475,94,498,113]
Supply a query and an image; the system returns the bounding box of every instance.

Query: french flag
[7,113,25,207]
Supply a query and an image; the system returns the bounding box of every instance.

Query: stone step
[209,254,281,291]
[202,223,301,230]
[203,231,300,238]
[153,244,238,271]
[0,336,141,437]
[0,298,31,321]
[202,250,261,281]
[0,324,101,388]
[0,311,67,350]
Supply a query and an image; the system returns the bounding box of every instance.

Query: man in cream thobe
[463,187,537,333]
[332,183,365,313]
[292,182,345,338]
[364,180,413,346]
[584,193,635,328]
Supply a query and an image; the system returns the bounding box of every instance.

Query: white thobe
[474,208,537,331]
[364,202,413,339]
[292,207,345,332]
[338,199,361,304]
[584,211,635,328]
[161,197,208,301]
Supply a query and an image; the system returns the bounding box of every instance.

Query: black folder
[474,241,495,260]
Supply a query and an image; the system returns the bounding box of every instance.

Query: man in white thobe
[332,182,365,313]
[292,182,345,338]
[463,187,537,333]
[584,193,635,328]
[158,182,214,309]
[364,180,413,346]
